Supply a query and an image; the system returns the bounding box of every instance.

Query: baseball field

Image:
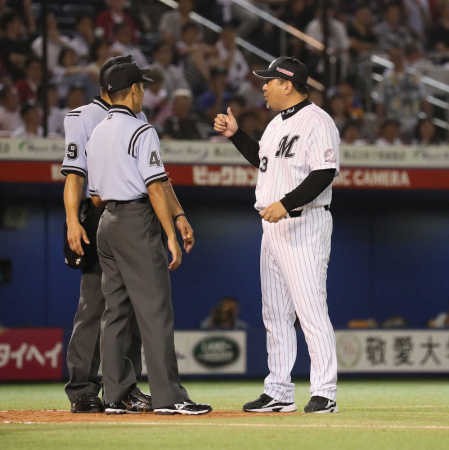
[1,379,448,450]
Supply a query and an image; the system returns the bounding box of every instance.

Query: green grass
[1,380,449,450]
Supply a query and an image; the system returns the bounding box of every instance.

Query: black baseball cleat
[104,393,153,414]
[128,386,152,410]
[70,394,104,413]
[243,393,297,413]
[154,401,212,415]
[304,396,338,413]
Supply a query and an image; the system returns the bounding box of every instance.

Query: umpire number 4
[149,150,161,166]
[260,156,268,172]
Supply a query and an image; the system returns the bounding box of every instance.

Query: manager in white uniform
[214,56,339,414]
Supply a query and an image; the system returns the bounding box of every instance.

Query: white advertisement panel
[336,330,449,373]
[141,331,246,375]
[2,137,449,169]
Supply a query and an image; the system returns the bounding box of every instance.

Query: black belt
[289,205,330,218]
[106,197,148,206]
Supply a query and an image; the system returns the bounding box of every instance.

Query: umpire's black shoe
[129,386,153,410]
[243,393,297,413]
[304,396,338,413]
[104,394,152,414]
[71,394,104,413]
[154,401,212,415]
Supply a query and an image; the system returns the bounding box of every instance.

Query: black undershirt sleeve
[280,168,336,212]
[229,128,260,168]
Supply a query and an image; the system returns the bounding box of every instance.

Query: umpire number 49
[259,156,268,172]
[66,143,78,159]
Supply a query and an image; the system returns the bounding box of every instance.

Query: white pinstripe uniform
[256,102,340,403]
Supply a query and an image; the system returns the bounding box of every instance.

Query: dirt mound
[0,409,272,424]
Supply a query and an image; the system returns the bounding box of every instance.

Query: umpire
[87,62,211,415]
[62,56,151,413]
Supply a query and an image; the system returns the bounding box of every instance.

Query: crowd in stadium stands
[0,0,448,144]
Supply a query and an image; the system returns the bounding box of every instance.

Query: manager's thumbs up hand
[214,106,238,138]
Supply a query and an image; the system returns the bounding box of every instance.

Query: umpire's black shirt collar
[281,98,311,120]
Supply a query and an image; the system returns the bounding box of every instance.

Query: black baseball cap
[105,62,153,94]
[99,55,134,90]
[253,56,308,86]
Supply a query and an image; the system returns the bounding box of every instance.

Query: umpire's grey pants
[65,265,143,402]
[97,200,188,408]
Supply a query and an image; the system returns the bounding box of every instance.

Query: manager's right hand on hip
[67,220,90,256]
[213,106,238,138]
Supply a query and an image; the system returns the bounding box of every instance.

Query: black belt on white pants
[288,205,330,218]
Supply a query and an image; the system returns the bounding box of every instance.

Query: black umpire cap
[253,56,308,86]
[105,62,153,94]
[99,54,134,90]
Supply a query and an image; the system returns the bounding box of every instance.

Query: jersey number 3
[259,156,268,172]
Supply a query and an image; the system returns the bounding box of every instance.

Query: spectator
[0,12,30,80]
[176,21,217,95]
[0,0,11,17]
[327,93,349,132]
[200,296,248,330]
[237,72,265,109]
[374,46,429,137]
[305,4,350,82]
[281,0,315,30]
[62,85,87,113]
[309,87,324,108]
[69,15,96,63]
[162,88,204,139]
[428,303,449,328]
[95,0,139,43]
[347,4,377,64]
[279,0,316,61]
[226,95,247,121]
[429,1,449,57]
[335,80,364,120]
[374,2,417,51]
[375,119,403,146]
[44,83,64,137]
[111,22,148,67]
[52,47,92,101]
[31,12,74,69]
[196,66,232,121]
[215,24,249,91]
[12,103,42,138]
[404,44,435,75]
[341,120,367,145]
[239,110,263,140]
[85,40,113,88]
[159,0,196,45]
[413,117,440,145]
[0,84,22,136]
[15,57,42,104]
[150,41,190,96]
[129,0,168,33]
[402,0,431,44]
[15,0,36,35]
[214,0,259,39]
[142,67,170,131]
